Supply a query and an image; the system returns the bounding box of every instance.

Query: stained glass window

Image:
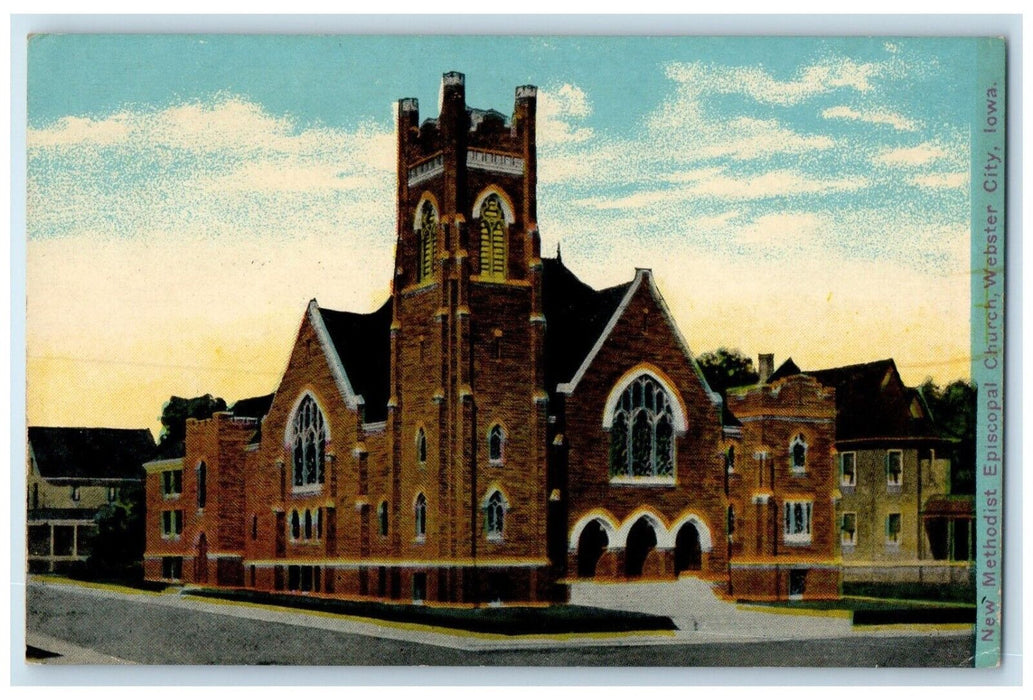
[608,375,677,479]
[416,200,437,283]
[291,395,326,489]
[478,194,506,279]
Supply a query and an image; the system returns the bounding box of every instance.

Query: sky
[26,35,978,436]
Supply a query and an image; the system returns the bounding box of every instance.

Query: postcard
[23,33,1005,669]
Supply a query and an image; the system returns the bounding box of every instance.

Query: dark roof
[28,427,156,481]
[318,299,393,423]
[541,257,633,394]
[772,358,938,441]
[231,393,274,420]
[768,357,800,382]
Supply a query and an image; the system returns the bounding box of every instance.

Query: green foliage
[157,394,227,449]
[85,482,146,582]
[919,378,977,494]
[696,348,759,396]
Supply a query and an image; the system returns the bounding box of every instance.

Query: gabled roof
[770,358,937,441]
[230,393,274,420]
[316,299,393,423]
[541,257,633,395]
[28,427,156,481]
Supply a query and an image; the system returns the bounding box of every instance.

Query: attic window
[909,398,924,419]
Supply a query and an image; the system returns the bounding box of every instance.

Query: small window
[727,505,736,540]
[162,470,183,497]
[290,510,301,540]
[488,425,505,465]
[886,450,903,486]
[162,557,183,580]
[304,510,313,540]
[414,493,427,541]
[161,510,183,538]
[783,500,812,544]
[840,452,856,486]
[251,514,258,540]
[485,491,506,541]
[412,572,427,604]
[841,512,857,546]
[725,446,735,474]
[886,513,902,545]
[416,428,427,467]
[196,461,207,509]
[70,486,81,502]
[378,501,389,536]
[790,434,807,473]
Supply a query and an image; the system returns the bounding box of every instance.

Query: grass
[740,595,975,626]
[841,581,975,604]
[185,588,677,636]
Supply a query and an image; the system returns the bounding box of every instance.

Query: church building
[143,72,840,604]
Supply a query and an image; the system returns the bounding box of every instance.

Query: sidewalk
[27,577,972,654]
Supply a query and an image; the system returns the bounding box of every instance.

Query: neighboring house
[768,357,973,586]
[27,427,156,573]
[142,72,849,604]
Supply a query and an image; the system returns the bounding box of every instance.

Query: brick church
[144,72,840,604]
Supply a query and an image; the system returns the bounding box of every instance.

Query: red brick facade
[143,72,842,604]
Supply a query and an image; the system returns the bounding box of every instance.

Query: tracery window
[291,395,326,490]
[609,375,676,480]
[416,200,437,283]
[414,493,427,541]
[488,424,505,465]
[478,194,507,280]
[485,490,506,541]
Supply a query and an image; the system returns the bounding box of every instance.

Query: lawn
[739,596,975,626]
[185,588,678,636]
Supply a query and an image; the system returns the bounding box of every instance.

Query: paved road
[25,583,975,667]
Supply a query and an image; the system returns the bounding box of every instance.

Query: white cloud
[871,142,947,166]
[537,83,595,145]
[664,57,883,107]
[822,105,918,131]
[911,171,969,189]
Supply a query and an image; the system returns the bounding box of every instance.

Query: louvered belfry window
[416,200,437,283]
[478,194,506,280]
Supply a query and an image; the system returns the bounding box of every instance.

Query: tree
[157,394,227,453]
[696,348,759,396]
[919,378,977,494]
[86,482,146,582]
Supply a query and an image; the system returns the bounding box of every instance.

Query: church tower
[387,72,550,603]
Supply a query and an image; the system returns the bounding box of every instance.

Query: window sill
[783,537,812,547]
[886,483,902,494]
[414,536,426,545]
[885,541,902,549]
[610,476,676,487]
[488,460,504,468]
[840,483,855,493]
[162,494,181,500]
[291,484,324,496]
[486,534,503,543]
[841,541,856,550]
[790,468,807,477]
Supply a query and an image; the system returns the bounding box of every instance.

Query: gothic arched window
[377,500,389,536]
[414,493,427,541]
[485,490,506,541]
[609,375,676,480]
[290,510,301,541]
[415,200,437,283]
[416,427,427,466]
[291,395,327,490]
[790,434,808,473]
[478,194,507,280]
[488,424,504,465]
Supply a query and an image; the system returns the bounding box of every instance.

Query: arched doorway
[674,522,702,574]
[196,533,209,584]
[577,520,610,578]
[625,517,658,577]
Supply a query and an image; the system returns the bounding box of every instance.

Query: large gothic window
[478,194,507,280]
[291,395,327,490]
[485,490,506,541]
[416,200,437,284]
[609,375,676,480]
[488,424,505,465]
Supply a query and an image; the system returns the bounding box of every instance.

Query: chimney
[758,354,774,384]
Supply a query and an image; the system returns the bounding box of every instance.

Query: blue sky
[26,35,978,431]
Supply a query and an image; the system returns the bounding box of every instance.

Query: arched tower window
[414,493,427,541]
[485,490,506,541]
[478,194,507,280]
[416,427,427,466]
[609,375,676,480]
[196,461,207,509]
[377,501,389,536]
[488,424,505,465]
[790,434,808,473]
[291,395,327,490]
[415,200,437,283]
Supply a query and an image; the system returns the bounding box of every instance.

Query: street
[25,580,975,667]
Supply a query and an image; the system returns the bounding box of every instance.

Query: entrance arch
[577,520,610,578]
[674,521,702,574]
[625,517,658,577]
